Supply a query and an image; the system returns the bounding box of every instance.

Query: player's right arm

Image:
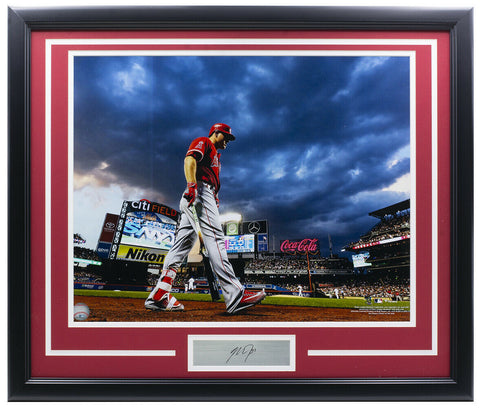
[184,156,197,184]
[183,156,197,206]
[184,137,209,206]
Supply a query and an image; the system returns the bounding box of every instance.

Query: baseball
[74,303,90,321]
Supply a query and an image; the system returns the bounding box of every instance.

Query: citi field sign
[129,199,179,221]
[280,238,319,255]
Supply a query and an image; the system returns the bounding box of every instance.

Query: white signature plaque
[188,335,296,372]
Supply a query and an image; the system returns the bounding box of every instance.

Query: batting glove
[183,182,197,207]
[215,193,220,208]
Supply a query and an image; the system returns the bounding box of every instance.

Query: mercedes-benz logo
[248,221,261,234]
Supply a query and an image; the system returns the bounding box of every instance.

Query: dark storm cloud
[74,54,410,252]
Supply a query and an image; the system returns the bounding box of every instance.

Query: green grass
[74,289,410,311]
[75,289,216,302]
[266,296,409,310]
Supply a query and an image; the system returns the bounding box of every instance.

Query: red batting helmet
[209,123,236,140]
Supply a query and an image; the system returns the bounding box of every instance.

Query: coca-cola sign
[280,238,319,254]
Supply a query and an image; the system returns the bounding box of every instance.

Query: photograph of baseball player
[73,54,411,322]
[144,123,266,313]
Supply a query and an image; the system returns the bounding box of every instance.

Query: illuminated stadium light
[219,212,242,223]
[352,235,410,250]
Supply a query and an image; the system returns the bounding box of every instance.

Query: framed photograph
[8,6,473,401]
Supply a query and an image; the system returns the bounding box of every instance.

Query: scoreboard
[352,252,373,268]
[224,234,255,253]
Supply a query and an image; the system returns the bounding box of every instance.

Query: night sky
[73,54,411,255]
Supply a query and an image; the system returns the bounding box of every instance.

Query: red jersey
[186,137,221,192]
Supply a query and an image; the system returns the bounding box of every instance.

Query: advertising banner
[115,244,167,264]
[96,242,112,259]
[257,233,268,252]
[280,238,319,255]
[242,220,268,234]
[98,213,119,243]
[225,221,239,236]
[96,213,119,258]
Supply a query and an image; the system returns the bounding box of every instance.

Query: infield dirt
[75,295,409,323]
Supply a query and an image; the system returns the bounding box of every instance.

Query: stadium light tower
[219,212,242,223]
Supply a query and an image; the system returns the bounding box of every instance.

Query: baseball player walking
[145,123,266,313]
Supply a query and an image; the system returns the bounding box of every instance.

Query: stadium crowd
[71,243,409,294]
[349,212,410,248]
[319,279,410,300]
[74,246,102,261]
[74,233,86,244]
[243,266,410,300]
[245,256,352,274]
[246,258,309,273]
[74,270,104,283]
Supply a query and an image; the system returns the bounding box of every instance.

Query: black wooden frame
[8,6,474,401]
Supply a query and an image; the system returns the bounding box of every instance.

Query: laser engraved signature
[226,344,257,364]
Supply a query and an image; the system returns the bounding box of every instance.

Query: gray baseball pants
[161,182,244,311]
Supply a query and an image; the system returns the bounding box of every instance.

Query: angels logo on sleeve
[186,138,208,161]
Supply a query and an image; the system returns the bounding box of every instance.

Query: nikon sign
[116,245,166,265]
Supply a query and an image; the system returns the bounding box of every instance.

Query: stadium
[74,198,411,322]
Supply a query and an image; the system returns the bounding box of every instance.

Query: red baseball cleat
[227,289,266,314]
[145,293,184,311]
